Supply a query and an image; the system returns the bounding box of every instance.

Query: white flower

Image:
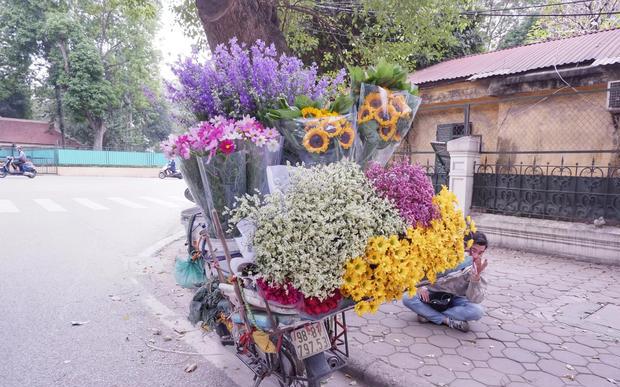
[229,161,404,299]
[266,139,280,152]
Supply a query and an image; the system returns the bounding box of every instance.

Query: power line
[470,11,620,17]
[476,0,594,13]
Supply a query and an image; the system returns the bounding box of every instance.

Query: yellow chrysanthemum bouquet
[265,95,360,166]
[350,59,422,168]
[341,188,477,316]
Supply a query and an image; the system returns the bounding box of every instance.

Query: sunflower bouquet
[266,95,359,166]
[350,60,422,168]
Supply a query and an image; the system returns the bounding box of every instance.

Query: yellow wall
[409,83,619,167]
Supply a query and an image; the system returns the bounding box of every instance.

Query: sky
[155,1,196,80]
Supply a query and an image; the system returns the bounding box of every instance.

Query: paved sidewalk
[346,247,620,387]
[149,243,620,387]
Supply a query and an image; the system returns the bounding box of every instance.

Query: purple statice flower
[366,162,438,228]
[167,38,345,120]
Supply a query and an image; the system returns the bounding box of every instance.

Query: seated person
[403,232,488,332]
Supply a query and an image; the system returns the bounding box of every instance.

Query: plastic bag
[197,151,247,238]
[245,138,284,195]
[175,256,206,288]
[356,83,421,168]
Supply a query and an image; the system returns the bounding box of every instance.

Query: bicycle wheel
[277,338,320,387]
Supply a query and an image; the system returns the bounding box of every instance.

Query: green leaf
[329,94,353,115]
[294,95,320,109]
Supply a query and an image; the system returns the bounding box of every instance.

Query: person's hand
[471,257,488,281]
[418,286,430,302]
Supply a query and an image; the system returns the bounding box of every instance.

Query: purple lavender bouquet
[167,38,345,121]
[365,162,438,227]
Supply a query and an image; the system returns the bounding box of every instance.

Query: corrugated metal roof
[409,28,620,85]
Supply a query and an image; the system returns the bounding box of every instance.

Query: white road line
[139,196,179,208]
[107,197,147,209]
[33,199,67,212]
[0,199,19,213]
[73,198,109,210]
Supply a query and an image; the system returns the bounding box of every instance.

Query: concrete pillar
[447,136,481,217]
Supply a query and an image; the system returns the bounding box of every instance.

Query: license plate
[290,322,331,359]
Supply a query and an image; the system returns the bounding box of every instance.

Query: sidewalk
[147,243,620,387]
[346,247,620,387]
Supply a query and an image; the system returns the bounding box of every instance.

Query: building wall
[408,81,619,168]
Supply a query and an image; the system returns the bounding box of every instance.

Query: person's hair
[465,231,488,247]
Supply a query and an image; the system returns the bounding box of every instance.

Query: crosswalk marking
[0,199,19,213]
[107,197,147,209]
[73,198,109,210]
[140,196,180,208]
[33,199,67,212]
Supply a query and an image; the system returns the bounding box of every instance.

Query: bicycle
[199,209,352,387]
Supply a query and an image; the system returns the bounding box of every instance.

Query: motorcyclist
[13,146,28,172]
[167,158,177,173]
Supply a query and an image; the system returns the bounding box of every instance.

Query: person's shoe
[417,314,429,324]
[447,318,469,332]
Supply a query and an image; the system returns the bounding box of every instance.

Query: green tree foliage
[497,17,537,49]
[0,1,46,118]
[527,0,620,42]
[171,0,483,73]
[475,0,538,51]
[1,0,172,150]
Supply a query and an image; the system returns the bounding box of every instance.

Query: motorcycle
[0,156,37,178]
[159,164,182,179]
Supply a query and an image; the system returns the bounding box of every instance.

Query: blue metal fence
[0,147,166,171]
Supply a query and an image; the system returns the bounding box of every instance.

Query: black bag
[425,291,453,312]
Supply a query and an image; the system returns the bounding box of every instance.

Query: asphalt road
[0,175,238,387]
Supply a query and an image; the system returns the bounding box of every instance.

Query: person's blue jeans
[403,294,484,325]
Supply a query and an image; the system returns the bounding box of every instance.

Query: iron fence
[472,153,620,224]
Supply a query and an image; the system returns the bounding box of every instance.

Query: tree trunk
[195,0,288,53]
[54,85,66,148]
[89,114,107,150]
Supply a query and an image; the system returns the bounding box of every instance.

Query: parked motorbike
[0,156,37,178]
[159,165,182,179]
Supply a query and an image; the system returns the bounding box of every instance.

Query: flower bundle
[366,162,438,227]
[406,188,477,285]
[301,291,342,316]
[161,116,280,160]
[161,116,283,238]
[350,60,422,167]
[266,95,357,165]
[167,38,346,121]
[341,188,477,316]
[228,161,405,301]
[256,278,302,306]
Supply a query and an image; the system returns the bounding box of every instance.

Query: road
[0,175,365,387]
[0,175,239,387]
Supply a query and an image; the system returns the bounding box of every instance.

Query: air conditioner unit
[608,81,620,112]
